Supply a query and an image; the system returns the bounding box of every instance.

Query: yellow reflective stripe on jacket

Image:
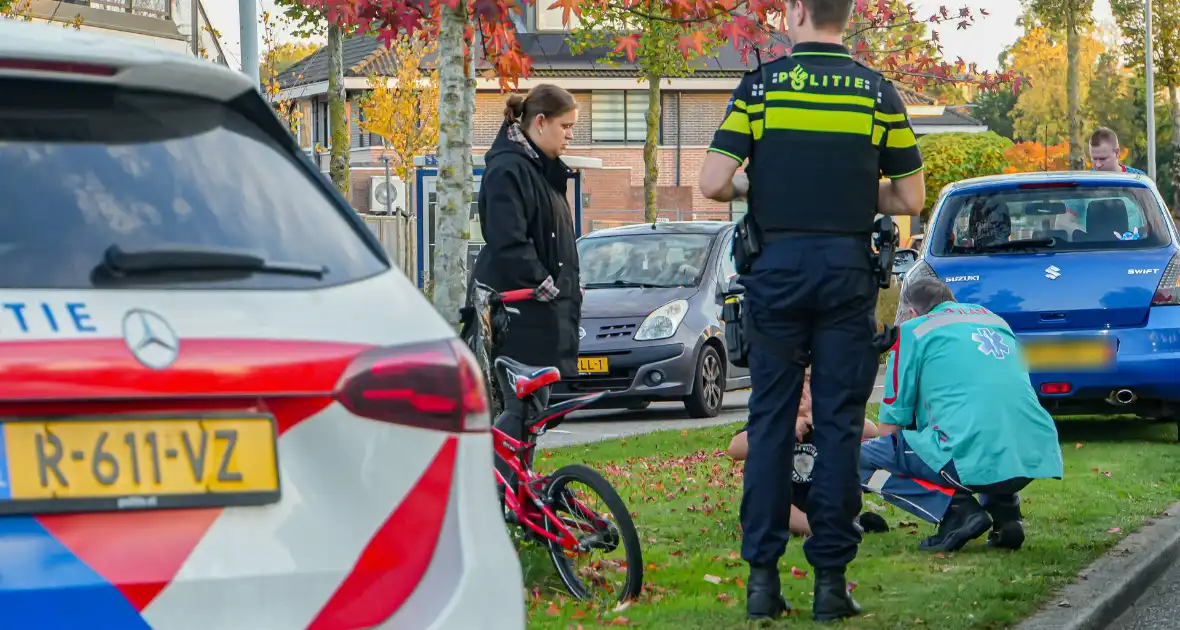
[763,106,873,135]
[766,91,876,109]
[872,110,918,149]
[886,126,917,149]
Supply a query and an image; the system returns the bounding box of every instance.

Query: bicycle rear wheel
[543,464,643,604]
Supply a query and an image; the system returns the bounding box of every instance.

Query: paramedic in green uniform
[868,276,1065,552]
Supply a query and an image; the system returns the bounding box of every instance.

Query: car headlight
[634,299,689,341]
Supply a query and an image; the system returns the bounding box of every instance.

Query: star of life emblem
[972,328,1010,359]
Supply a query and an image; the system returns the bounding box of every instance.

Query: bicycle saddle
[494,356,562,399]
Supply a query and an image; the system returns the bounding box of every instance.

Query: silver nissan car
[551,221,751,417]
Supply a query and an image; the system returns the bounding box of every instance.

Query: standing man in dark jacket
[473,85,582,479]
[699,0,926,622]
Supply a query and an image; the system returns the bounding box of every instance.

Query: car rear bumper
[1025,306,1180,413]
[551,342,694,403]
[382,433,526,630]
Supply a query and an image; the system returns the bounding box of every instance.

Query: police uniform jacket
[472,122,583,378]
[709,42,924,236]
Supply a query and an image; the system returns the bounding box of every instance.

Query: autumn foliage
[1003,141,1072,173]
[299,0,1020,92]
[917,131,1014,218]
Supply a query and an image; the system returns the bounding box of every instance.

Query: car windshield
[931,184,1172,256]
[0,79,387,289]
[578,232,715,288]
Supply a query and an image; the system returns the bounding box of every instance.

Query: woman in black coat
[472,85,582,447]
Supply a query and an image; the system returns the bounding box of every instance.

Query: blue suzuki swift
[901,170,1180,433]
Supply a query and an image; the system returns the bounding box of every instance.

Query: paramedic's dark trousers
[859,433,1030,524]
[739,235,880,571]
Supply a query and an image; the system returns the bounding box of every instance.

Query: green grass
[519,409,1180,629]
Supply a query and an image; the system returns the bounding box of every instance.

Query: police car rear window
[930,185,1171,256]
[0,81,387,289]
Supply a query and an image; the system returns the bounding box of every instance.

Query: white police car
[0,20,524,629]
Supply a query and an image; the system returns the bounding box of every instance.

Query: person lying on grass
[726,369,889,537]
[865,276,1064,553]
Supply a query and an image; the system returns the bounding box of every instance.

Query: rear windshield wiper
[972,237,1057,252]
[584,280,681,289]
[97,244,327,279]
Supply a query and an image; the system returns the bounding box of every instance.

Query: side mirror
[892,248,919,273]
[721,273,746,298]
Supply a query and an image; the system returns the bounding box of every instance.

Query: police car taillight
[0,59,117,76]
[334,339,491,432]
[1151,252,1180,306]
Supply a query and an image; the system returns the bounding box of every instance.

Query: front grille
[558,366,638,393]
[597,323,636,340]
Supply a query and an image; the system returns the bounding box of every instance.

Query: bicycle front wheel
[543,464,643,604]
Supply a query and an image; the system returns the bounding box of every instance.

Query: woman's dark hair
[503,84,578,129]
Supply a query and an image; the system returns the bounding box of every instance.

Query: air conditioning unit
[370,175,406,215]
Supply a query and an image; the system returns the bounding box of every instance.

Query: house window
[535,3,578,30]
[591,91,649,143]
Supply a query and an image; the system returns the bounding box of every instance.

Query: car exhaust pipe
[1107,389,1138,406]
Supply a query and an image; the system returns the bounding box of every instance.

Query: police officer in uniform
[698,0,926,622]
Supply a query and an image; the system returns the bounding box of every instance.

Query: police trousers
[738,235,879,571]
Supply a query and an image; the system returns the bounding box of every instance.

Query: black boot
[855,512,890,534]
[984,497,1025,550]
[746,564,790,621]
[919,494,992,552]
[812,568,861,622]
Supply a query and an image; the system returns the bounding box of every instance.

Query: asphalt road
[1109,558,1180,630]
[538,370,887,449]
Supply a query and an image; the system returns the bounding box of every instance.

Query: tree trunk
[432,0,472,326]
[1170,86,1180,215]
[327,24,349,197]
[1065,6,1084,170]
[643,73,661,223]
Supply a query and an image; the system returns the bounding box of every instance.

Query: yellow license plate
[1023,339,1115,371]
[0,416,280,515]
[578,357,609,374]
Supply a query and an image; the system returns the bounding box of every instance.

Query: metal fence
[362,215,418,281]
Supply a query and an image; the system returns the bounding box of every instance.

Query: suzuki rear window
[0,81,387,289]
[930,185,1172,256]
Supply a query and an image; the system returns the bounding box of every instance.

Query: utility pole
[191,0,200,57]
[1146,0,1157,180]
[239,0,260,88]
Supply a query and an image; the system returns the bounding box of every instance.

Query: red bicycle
[461,282,643,604]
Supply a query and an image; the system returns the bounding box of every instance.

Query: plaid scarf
[506,122,540,160]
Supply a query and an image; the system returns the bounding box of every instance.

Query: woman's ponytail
[503,94,526,124]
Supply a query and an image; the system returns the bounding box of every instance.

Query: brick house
[274,7,986,231]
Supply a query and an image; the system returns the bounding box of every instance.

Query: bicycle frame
[493,388,609,550]
[464,280,616,550]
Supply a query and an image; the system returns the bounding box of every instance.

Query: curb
[1016,501,1180,630]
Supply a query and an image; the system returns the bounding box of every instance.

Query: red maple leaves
[299,0,1018,92]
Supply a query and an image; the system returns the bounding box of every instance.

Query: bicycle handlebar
[500,288,536,303]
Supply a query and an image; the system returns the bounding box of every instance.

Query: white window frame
[591,90,650,143]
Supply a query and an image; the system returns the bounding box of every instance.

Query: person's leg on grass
[804,240,879,622]
[738,245,812,621]
[975,478,1032,550]
[859,434,954,524]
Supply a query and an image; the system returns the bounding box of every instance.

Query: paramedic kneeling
[863,276,1064,553]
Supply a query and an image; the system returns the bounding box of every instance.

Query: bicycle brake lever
[505,307,520,315]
